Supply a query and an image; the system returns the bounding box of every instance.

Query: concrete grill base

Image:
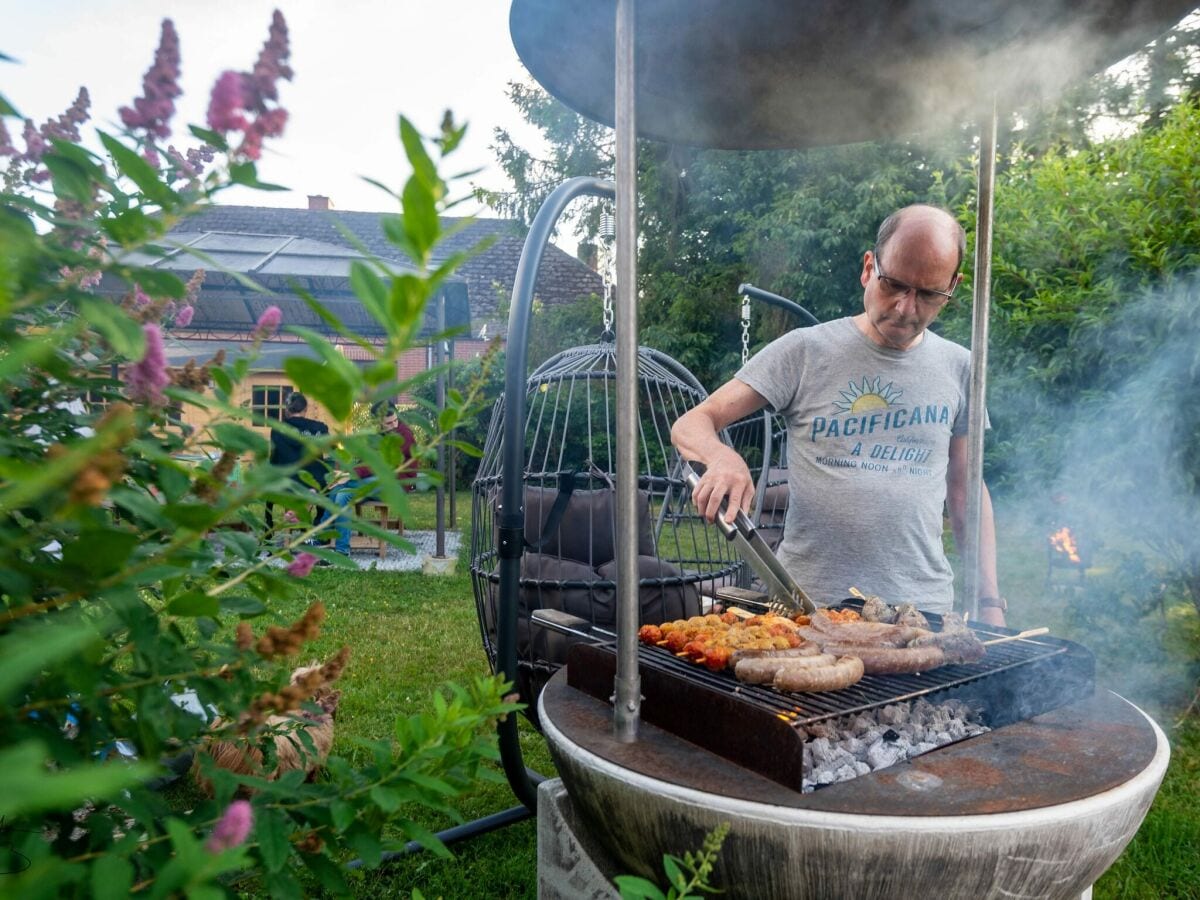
[538,676,1168,900]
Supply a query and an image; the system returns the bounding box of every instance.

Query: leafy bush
[0,15,516,898]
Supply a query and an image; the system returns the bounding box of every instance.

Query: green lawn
[218,491,1199,899]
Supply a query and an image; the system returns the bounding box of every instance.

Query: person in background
[671,204,1006,627]
[266,391,329,534]
[328,400,416,556]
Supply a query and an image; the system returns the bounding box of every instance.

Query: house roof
[168,206,604,337]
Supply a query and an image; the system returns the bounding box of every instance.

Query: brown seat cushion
[596,556,701,625]
[523,485,656,565]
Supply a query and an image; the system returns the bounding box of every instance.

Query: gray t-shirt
[736,317,974,613]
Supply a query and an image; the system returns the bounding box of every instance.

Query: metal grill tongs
[682,461,817,616]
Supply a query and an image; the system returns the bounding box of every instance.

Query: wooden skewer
[983,627,1050,646]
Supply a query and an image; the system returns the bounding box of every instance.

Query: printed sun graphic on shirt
[832,377,904,413]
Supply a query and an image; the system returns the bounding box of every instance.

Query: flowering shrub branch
[0,12,513,898]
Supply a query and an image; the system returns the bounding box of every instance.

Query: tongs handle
[681,461,740,539]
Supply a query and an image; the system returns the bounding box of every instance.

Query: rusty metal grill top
[567,611,1095,790]
[635,629,1068,727]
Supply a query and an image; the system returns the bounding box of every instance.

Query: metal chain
[600,209,616,335]
[740,297,752,365]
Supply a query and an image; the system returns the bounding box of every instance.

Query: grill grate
[566,609,1095,790]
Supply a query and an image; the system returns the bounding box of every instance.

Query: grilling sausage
[819,642,946,675]
[773,655,864,693]
[734,652,836,684]
[729,642,823,666]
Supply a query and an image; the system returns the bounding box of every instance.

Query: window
[251,384,293,421]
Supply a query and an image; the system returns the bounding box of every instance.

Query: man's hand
[692,447,756,526]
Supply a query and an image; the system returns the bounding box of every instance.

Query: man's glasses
[874,254,956,307]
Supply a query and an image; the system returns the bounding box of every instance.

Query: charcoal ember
[866,739,906,770]
[814,767,838,785]
[936,730,952,744]
[805,721,838,740]
[882,728,901,742]
[878,705,907,726]
[809,737,839,766]
[834,764,859,783]
[947,719,969,741]
[839,736,867,759]
[853,761,871,777]
[915,741,937,755]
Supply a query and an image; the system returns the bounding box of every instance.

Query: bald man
[672,204,1005,626]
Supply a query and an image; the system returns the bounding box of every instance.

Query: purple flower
[286,552,317,577]
[206,799,253,853]
[283,509,299,524]
[173,305,194,328]
[131,284,152,309]
[0,119,14,158]
[125,322,169,406]
[209,12,292,160]
[119,20,181,139]
[253,305,282,339]
[207,71,248,133]
[40,87,91,145]
[141,146,161,169]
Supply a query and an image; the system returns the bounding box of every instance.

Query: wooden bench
[350,500,404,560]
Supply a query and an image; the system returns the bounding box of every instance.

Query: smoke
[991,274,1200,717]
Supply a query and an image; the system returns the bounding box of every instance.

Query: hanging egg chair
[469,184,742,714]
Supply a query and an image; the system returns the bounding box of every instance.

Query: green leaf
[0,741,153,819]
[90,854,135,900]
[399,116,438,191]
[663,856,687,891]
[210,422,270,456]
[167,591,220,618]
[79,298,145,358]
[61,528,140,577]
[97,130,179,207]
[369,784,402,813]
[255,807,291,874]
[345,826,382,869]
[349,260,389,322]
[0,90,21,116]
[101,206,154,245]
[614,875,669,900]
[219,595,267,616]
[0,323,82,381]
[229,161,288,192]
[163,502,221,530]
[0,618,101,705]
[43,151,99,203]
[395,817,451,859]
[330,799,356,833]
[401,176,440,263]
[129,267,187,298]
[284,357,354,422]
[188,124,229,151]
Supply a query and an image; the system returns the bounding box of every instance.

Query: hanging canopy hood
[510,0,1196,149]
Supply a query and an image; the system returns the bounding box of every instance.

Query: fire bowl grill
[567,611,1094,791]
[540,682,1168,899]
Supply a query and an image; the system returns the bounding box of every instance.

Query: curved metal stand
[497,176,617,810]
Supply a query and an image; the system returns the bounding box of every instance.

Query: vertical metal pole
[435,294,446,558]
[964,97,997,620]
[613,0,641,743]
[448,339,457,529]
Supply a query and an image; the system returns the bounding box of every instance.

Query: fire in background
[1049,526,1082,564]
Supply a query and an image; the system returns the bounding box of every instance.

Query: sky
[4,0,557,232]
